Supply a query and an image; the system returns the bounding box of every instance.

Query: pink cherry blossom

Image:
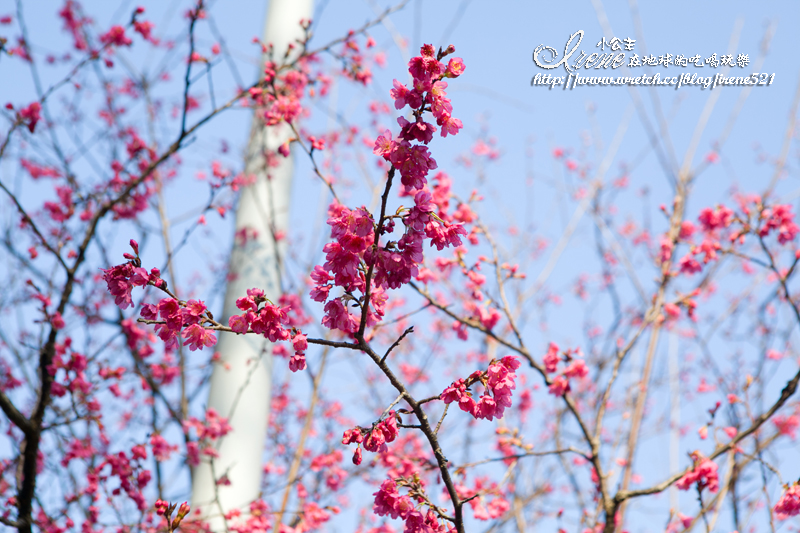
[676,454,719,493]
[181,324,216,351]
[774,482,800,519]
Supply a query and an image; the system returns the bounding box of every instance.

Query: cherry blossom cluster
[309,450,348,492]
[59,2,153,52]
[60,2,155,69]
[341,411,399,465]
[429,242,524,340]
[228,288,309,371]
[390,44,465,139]
[221,499,274,532]
[439,356,520,421]
[142,298,217,352]
[103,243,218,352]
[103,241,309,371]
[455,477,510,521]
[259,62,306,129]
[150,433,179,462]
[759,203,799,244]
[102,241,164,309]
[338,30,377,86]
[772,413,799,439]
[58,0,90,51]
[311,45,467,334]
[675,452,719,493]
[377,433,430,480]
[47,340,94,400]
[661,205,735,275]
[99,25,132,48]
[662,290,698,322]
[97,445,155,513]
[773,481,800,520]
[372,478,453,533]
[12,101,42,133]
[19,158,60,179]
[685,205,738,272]
[243,23,344,148]
[661,199,800,279]
[541,342,589,397]
[107,137,160,220]
[183,408,232,467]
[40,454,102,532]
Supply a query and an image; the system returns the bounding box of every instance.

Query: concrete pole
[191,0,313,528]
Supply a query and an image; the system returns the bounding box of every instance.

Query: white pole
[191,0,313,528]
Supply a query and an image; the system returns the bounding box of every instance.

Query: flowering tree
[1,2,799,533]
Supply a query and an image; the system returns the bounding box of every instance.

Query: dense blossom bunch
[342,411,399,465]
[99,449,151,511]
[17,101,42,133]
[772,413,799,439]
[669,205,735,275]
[440,356,520,421]
[107,150,160,220]
[376,433,430,481]
[760,204,799,244]
[773,481,800,519]
[103,241,310,372]
[182,409,233,466]
[667,200,800,279]
[102,240,164,308]
[99,25,133,47]
[145,298,216,351]
[372,479,452,533]
[540,343,588,396]
[697,205,735,233]
[243,27,336,141]
[310,44,467,334]
[675,453,719,493]
[103,242,217,352]
[58,0,90,50]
